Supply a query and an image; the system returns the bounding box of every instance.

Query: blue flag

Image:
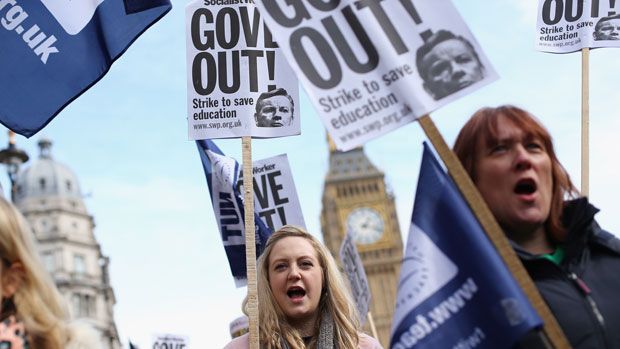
[0,0,171,137]
[390,143,542,349]
[196,139,272,287]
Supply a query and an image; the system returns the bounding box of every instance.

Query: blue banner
[0,0,171,137]
[196,139,272,287]
[390,143,542,349]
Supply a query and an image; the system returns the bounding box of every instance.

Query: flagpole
[242,136,259,349]
[417,115,570,348]
[581,48,590,197]
[367,311,379,340]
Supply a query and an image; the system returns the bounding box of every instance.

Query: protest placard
[536,0,620,53]
[239,154,306,231]
[151,334,188,349]
[339,231,371,325]
[254,0,497,151]
[186,1,300,139]
[196,141,305,286]
[196,139,271,287]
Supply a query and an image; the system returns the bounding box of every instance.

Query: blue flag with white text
[390,143,542,349]
[196,139,272,287]
[0,0,171,137]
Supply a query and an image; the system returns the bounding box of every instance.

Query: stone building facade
[13,139,120,348]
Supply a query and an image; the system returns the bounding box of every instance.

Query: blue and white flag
[390,143,542,349]
[196,139,272,287]
[0,0,171,137]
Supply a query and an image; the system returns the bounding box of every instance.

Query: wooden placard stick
[581,48,590,197]
[242,136,259,349]
[367,311,379,340]
[417,115,570,349]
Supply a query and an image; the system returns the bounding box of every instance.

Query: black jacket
[517,198,620,348]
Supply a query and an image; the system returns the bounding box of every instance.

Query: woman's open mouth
[287,286,306,301]
[514,178,537,196]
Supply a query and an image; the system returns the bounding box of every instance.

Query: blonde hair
[0,197,69,349]
[255,225,360,349]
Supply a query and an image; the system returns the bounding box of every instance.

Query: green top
[540,246,566,266]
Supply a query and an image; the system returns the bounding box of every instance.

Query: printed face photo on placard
[254,88,295,128]
[593,14,620,40]
[415,30,485,100]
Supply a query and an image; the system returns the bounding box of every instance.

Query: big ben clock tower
[320,139,403,347]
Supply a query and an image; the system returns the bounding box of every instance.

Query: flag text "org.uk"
[1,0,59,64]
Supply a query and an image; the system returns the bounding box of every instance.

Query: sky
[2,0,620,348]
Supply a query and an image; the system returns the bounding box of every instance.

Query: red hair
[453,105,578,242]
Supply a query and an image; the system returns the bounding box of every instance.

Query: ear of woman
[1,262,24,299]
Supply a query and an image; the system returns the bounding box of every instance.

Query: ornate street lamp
[0,131,29,201]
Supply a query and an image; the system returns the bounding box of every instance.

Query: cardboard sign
[186,1,300,139]
[536,0,620,53]
[254,0,497,150]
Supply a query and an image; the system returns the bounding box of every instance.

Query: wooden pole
[7,130,16,201]
[367,311,379,340]
[242,136,259,349]
[417,115,570,349]
[581,48,590,197]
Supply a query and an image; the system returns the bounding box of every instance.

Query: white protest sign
[239,154,306,231]
[198,142,305,286]
[536,0,620,53]
[151,334,189,349]
[186,0,300,139]
[339,231,371,325]
[254,0,497,151]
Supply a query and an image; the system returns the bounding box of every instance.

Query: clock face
[346,207,384,244]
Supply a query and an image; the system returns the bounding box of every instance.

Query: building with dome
[13,139,121,349]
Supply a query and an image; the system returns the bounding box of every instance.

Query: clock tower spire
[320,136,403,347]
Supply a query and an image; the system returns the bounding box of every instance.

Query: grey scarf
[279,309,336,349]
